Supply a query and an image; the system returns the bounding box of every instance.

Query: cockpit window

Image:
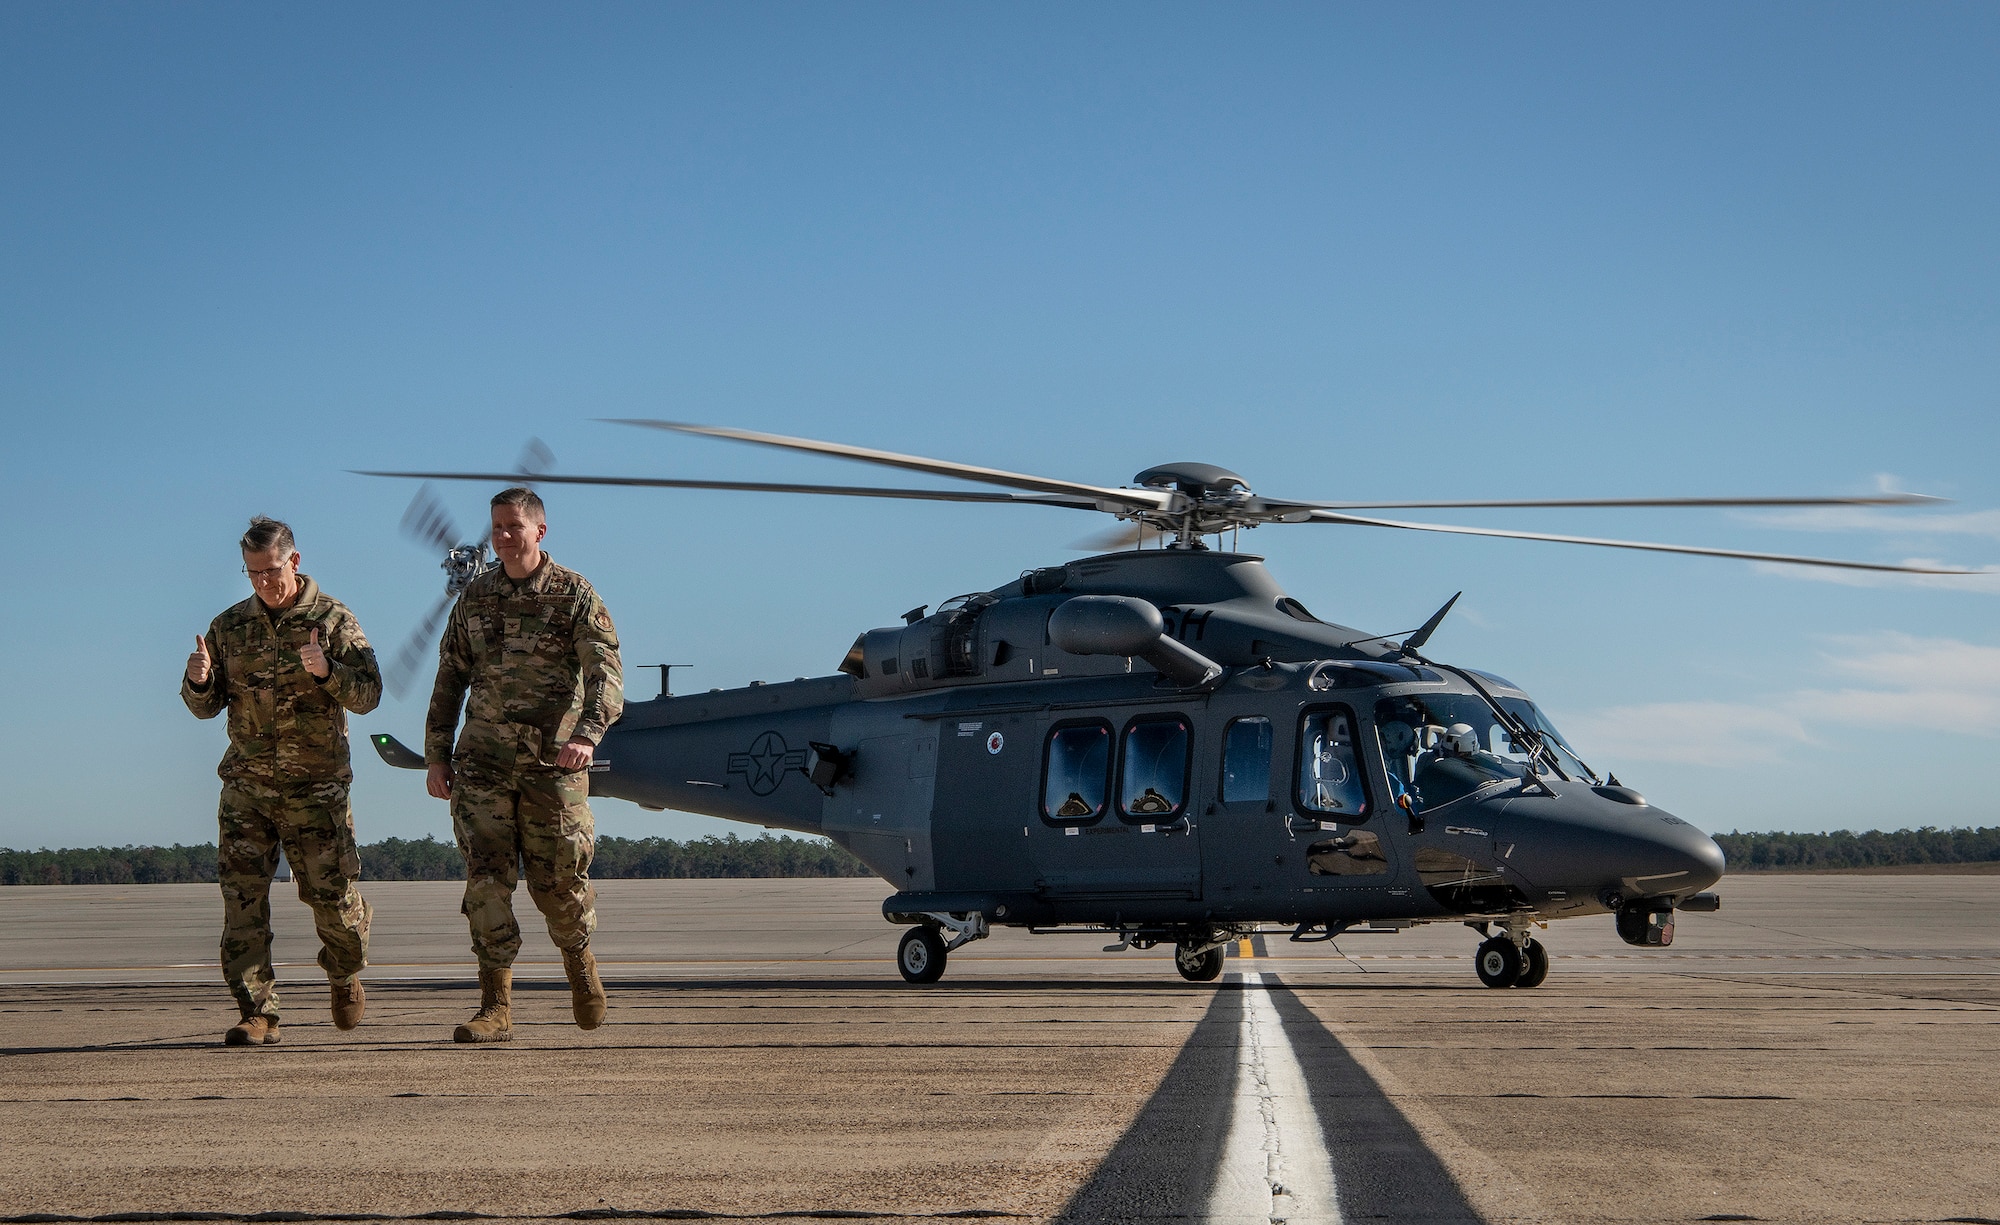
[1120,717,1190,821]
[1376,695,1532,814]
[1297,708,1370,818]
[1496,698,1597,782]
[1043,722,1110,822]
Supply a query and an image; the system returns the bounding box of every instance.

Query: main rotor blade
[1269,492,1949,512]
[1307,510,1976,574]
[516,437,556,480]
[354,469,1103,509]
[399,483,461,553]
[385,592,454,701]
[603,419,1171,512]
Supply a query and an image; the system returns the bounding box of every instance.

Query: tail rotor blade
[385,592,454,701]
[400,484,461,554]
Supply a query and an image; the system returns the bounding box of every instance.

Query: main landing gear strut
[1471,920,1549,989]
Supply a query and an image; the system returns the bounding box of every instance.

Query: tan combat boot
[330,977,365,1030]
[562,944,607,1030]
[224,1015,281,1046]
[453,968,513,1043]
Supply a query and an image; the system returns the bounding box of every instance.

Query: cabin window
[1297,707,1370,818]
[1220,716,1273,803]
[1119,716,1191,821]
[1043,722,1111,822]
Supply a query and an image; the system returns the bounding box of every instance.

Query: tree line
[1711,826,2000,871]
[0,833,872,885]
[9,826,2000,885]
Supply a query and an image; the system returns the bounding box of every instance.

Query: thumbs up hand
[187,636,212,686]
[301,626,331,679]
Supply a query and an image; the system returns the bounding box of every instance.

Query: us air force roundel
[727,731,809,796]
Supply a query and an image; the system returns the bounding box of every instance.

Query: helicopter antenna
[1400,592,1462,656]
[647,663,693,698]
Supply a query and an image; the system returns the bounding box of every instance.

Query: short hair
[240,516,296,558]
[491,486,546,523]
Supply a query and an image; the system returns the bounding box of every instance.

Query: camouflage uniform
[181,575,379,1022]
[426,553,622,970]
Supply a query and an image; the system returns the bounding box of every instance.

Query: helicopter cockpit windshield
[1494,697,1597,783]
[1377,693,1588,814]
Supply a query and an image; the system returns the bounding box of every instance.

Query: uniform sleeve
[317,605,383,716]
[180,625,227,719]
[425,598,475,765]
[568,586,623,747]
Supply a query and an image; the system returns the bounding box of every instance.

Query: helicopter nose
[1630,816,1725,897]
[1680,828,1726,892]
[1501,796,1727,904]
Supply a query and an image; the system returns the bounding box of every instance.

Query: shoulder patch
[594,608,615,632]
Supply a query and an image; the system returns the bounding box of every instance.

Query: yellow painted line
[1237,938,1255,959]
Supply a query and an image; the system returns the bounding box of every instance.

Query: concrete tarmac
[0,875,1996,1224]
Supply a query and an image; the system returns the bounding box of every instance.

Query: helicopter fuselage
[589,550,1725,947]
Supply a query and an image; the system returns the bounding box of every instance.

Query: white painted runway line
[1206,972,1342,1225]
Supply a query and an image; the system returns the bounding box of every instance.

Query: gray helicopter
[364,422,1971,987]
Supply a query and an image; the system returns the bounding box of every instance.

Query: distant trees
[0,833,872,885]
[358,833,874,881]
[594,834,872,879]
[1712,826,2000,871]
[0,844,220,885]
[11,826,1998,884]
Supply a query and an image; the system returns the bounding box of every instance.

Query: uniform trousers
[449,759,598,970]
[217,775,371,1021]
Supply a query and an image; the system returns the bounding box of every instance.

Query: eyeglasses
[243,563,291,580]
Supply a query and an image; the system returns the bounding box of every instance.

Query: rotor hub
[1130,463,1259,543]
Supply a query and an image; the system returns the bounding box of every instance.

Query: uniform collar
[257,574,322,623]
[497,552,556,595]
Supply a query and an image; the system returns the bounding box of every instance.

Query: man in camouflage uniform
[182,516,379,1046]
[425,487,622,1043]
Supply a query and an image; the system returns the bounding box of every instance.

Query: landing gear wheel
[897,926,948,983]
[1475,937,1523,988]
[1514,938,1549,988]
[1175,943,1225,982]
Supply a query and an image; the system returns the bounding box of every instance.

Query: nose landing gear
[1516,937,1549,987]
[1472,921,1549,988]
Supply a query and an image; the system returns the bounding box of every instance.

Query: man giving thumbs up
[182,516,381,1046]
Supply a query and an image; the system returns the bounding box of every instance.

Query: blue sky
[2,3,1996,850]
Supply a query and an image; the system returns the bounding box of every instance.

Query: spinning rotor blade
[353,470,1102,509]
[1265,492,1948,512]
[516,437,555,481]
[399,484,461,554]
[385,591,454,701]
[1307,510,1975,574]
[604,419,1171,512]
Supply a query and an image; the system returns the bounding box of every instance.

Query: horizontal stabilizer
[370,733,427,770]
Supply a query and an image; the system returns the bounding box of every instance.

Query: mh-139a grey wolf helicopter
[361,421,1973,988]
